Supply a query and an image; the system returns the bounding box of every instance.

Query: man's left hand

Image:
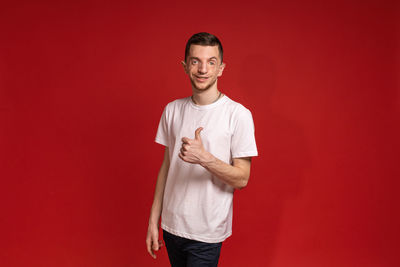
[179,127,212,165]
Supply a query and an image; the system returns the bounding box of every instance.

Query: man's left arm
[179,127,252,189]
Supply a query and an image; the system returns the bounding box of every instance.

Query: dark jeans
[163,230,222,267]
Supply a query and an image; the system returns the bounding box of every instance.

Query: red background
[1,0,399,266]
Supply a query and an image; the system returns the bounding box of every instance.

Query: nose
[198,62,208,74]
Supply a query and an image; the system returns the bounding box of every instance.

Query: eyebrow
[189,56,218,61]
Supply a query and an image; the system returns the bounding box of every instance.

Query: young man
[146,32,258,266]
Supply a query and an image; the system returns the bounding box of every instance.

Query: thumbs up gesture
[179,127,210,165]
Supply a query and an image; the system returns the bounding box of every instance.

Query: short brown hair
[184,32,223,62]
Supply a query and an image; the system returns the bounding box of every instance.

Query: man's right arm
[146,146,170,259]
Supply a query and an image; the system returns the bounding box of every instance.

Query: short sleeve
[155,105,169,147]
[231,107,258,158]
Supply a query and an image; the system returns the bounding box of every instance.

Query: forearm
[148,147,170,226]
[200,152,250,189]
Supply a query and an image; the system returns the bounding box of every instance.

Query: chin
[191,80,216,91]
[191,82,210,91]
[195,85,209,90]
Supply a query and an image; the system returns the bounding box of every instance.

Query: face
[182,45,225,91]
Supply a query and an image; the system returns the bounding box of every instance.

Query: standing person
[146,32,258,267]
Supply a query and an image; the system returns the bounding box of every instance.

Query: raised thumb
[194,127,203,140]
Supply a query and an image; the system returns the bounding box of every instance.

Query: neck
[192,85,222,106]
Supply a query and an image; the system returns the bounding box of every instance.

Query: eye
[191,60,198,65]
[209,61,216,66]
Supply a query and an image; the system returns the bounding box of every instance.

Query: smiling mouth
[194,76,209,82]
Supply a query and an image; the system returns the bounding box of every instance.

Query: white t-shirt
[155,95,258,243]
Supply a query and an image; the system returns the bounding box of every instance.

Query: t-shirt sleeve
[231,107,258,158]
[155,105,169,147]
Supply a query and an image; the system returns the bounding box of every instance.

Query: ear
[217,62,226,77]
[181,61,188,74]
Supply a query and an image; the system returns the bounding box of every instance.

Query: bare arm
[201,156,251,189]
[146,147,170,259]
[179,127,252,189]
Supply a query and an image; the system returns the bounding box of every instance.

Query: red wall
[1,0,399,266]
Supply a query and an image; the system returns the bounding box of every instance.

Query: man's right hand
[146,223,163,259]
